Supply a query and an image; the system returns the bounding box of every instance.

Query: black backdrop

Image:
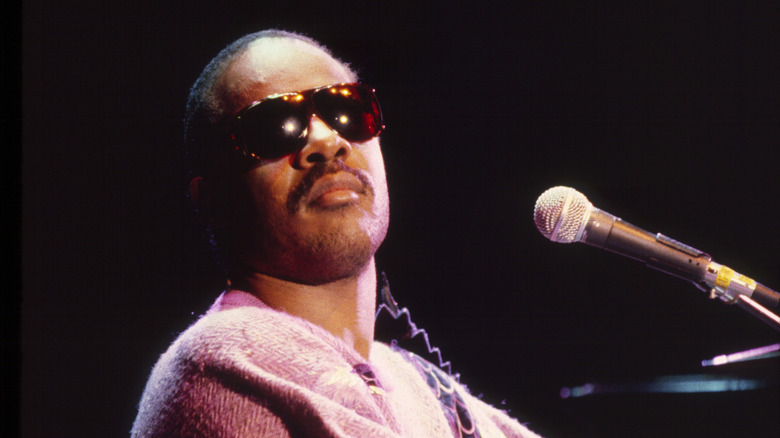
[22,2,779,437]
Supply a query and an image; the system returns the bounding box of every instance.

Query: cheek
[356,139,386,178]
[370,162,389,201]
[241,163,296,216]
[363,148,390,216]
[365,147,388,197]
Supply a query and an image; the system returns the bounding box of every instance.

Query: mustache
[286,160,374,212]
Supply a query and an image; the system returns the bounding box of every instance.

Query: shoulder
[162,296,351,383]
[133,296,393,437]
[132,303,298,437]
[177,300,312,362]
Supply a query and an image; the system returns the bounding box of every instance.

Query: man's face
[211,38,390,284]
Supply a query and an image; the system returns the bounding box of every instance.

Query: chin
[295,234,375,284]
[243,210,388,285]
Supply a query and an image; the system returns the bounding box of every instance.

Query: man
[132,29,542,437]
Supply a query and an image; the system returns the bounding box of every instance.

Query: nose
[293,115,352,168]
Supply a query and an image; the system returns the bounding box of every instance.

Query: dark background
[22,1,779,437]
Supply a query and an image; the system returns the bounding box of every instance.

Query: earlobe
[189,176,211,213]
[190,176,230,234]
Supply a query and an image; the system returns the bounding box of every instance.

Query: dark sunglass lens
[313,85,383,142]
[238,97,308,159]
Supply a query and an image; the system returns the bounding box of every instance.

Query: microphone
[533,186,780,310]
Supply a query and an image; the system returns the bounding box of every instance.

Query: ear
[189,176,212,216]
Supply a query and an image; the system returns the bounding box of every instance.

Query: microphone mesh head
[533,186,592,243]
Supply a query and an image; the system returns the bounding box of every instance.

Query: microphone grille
[533,186,592,243]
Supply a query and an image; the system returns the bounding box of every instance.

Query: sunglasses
[227,82,385,160]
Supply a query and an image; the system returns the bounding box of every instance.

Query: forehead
[217,38,356,114]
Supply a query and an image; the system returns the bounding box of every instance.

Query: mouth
[304,172,368,208]
[287,161,375,213]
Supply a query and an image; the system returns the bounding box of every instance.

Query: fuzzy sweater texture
[132,290,542,437]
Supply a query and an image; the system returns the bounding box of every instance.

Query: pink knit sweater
[132,290,542,437]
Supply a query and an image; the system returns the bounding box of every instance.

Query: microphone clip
[706,284,780,332]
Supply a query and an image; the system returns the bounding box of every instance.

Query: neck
[230,259,377,360]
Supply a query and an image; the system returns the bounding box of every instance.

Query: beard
[276,223,380,284]
[246,201,389,285]
[223,160,390,285]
